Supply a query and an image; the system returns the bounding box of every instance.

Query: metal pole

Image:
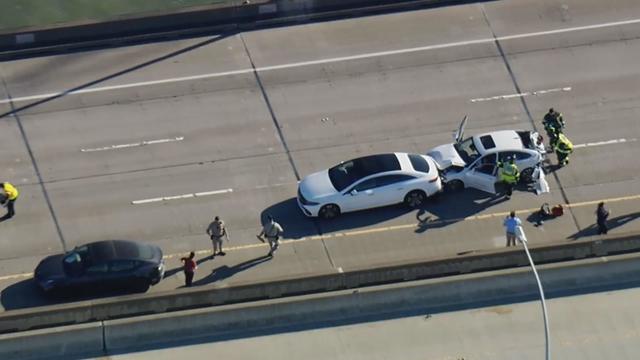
[517,226,551,360]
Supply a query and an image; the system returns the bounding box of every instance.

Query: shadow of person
[567,211,640,240]
[192,255,272,286]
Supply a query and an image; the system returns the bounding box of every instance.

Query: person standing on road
[258,215,284,257]
[543,108,565,144]
[596,202,610,235]
[554,132,573,167]
[0,182,19,220]
[503,211,522,247]
[180,251,197,287]
[498,157,520,199]
[207,216,229,258]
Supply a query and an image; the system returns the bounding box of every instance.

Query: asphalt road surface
[1,0,640,310]
[108,287,640,360]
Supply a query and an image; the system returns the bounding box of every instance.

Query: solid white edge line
[3,17,640,105]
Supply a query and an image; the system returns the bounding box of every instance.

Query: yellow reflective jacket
[499,162,520,184]
[3,182,18,200]
[554,133,573,153]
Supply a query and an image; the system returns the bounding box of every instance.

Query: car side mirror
[350,189,358,196]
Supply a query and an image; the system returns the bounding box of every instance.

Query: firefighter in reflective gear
[543,108,565,145]
[498,157,520,199]
[1,182,19,219]
[554,133,573,166]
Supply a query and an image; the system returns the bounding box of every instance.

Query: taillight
[429,177,439,183]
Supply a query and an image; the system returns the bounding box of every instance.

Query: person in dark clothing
[596,202,610,235]
[180,251,197,287]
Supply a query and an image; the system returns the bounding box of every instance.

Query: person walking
[258,215,284,257]
[207,216,229,258]
[180,251,197,287]
[0,182,19,220]
[503,211,522,247]
[596,202,610,235]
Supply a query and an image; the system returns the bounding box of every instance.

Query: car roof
[334,153,402,177]
[83,240,151,262]
[473,130,523,154]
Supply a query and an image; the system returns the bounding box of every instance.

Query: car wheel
[445,180,464,192]
[319,204,341,219]
[520,167,535,184]
[404,190,427,208]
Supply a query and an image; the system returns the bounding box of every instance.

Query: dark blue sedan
[34,240,165,294]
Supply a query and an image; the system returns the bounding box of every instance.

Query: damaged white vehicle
[427,116,546,194]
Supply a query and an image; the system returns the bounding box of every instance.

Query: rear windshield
[408,154,430,173]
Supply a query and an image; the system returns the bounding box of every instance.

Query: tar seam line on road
[239,34,336,268]
[480,5,581,232]
[1,78,68,252]
[239,34,300,181]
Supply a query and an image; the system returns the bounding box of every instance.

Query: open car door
[453,115,468,143]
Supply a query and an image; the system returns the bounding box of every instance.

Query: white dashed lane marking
[470,87,572,103]
[81,137,184,152]
[573,138,637,149]
[132,188,233,205]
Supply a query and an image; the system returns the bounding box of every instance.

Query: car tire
[319,204,341,219]
[520,167,535,184]
[404,190,427,208]
[445,180,464,192]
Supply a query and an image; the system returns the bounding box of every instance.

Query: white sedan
[297,153,442,219]
[427,116,546,194]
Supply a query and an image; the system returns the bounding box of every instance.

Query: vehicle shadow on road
[0,278,145,311]
[261,190,510,238]
[567,211,640,240]
[414,189,509,233]
[260,198,414,238]
[192,255,272,286]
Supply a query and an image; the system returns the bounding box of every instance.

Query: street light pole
[516,225,550,360]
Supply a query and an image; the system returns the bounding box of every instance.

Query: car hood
[427,143,466,170]
[299,170,338,200]
[34,254,65,280]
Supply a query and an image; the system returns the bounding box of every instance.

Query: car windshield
[454,137,480,165]
[328,154,400,192]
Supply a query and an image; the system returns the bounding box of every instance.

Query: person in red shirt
[180,252,197,287]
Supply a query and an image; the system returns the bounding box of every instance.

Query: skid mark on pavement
[4,193,640,282]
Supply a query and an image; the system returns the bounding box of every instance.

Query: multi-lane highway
[1,0,640,310]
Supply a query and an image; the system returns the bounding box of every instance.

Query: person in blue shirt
[503,211,522,247]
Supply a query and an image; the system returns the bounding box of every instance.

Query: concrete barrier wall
[99,253,640,352]
[0,322,103,360]
[0,0,449,56]
[2,233,640,334]
[4,252,640,359]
